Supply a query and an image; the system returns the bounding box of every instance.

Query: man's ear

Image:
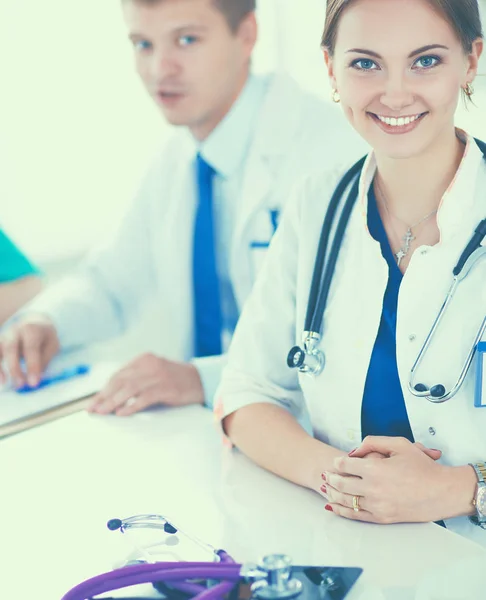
[238,12,258,57]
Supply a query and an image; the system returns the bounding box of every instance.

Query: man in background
[0,0,365,414]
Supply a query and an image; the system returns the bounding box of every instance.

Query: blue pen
[15,364,91,394]
[270,209,280,234]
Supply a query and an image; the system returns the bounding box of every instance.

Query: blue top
[0,229,39,283]
[361,186,415,443]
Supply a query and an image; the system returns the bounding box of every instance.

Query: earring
[331,89,341,103]
[464,83,474,97]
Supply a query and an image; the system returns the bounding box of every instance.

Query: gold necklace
[375,179,438,267]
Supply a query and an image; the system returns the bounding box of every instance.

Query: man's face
[123,0,256,140]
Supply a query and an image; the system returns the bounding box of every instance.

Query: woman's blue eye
[352,59,378,71]
[414,55,440,69]
[134,40,152,52]
[179,35,198,47]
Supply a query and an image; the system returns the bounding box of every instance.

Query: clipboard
[0,395,92,439]
[0,361,118,439]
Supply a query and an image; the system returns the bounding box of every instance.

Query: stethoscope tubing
[62,563,241,600]
[408,278,459,395]
[408,244,486,401]
[311,174,361,334]
[305,156,366,333]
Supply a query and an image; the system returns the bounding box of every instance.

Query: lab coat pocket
[249,243,270,279]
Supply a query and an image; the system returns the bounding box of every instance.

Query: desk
[1,406,485,600]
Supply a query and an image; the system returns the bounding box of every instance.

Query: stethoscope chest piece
[248,555,303,600]
[287,333,325,377]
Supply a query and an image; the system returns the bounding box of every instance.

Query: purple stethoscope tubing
[61,551,240,600]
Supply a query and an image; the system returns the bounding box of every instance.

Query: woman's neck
[374,128,466,225]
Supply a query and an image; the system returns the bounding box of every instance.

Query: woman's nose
[380,75,415,112]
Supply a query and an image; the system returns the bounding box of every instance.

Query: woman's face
[325,0,483,160]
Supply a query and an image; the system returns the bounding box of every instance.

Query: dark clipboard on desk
[154,567,363,600]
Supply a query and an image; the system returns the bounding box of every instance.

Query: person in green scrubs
[0,229,42,325]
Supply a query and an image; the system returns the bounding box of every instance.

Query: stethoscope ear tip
[107,518,123,531]
[164,522,178,534]
[413,383,446,399]
[430,384,446,398]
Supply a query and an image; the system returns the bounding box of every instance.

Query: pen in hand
[15,364,90,394]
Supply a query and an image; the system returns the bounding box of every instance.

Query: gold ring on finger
[352,495,361,512]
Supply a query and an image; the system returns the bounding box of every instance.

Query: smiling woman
[322,0,483,164]
[217,0,486,547]
[276,2,486,136]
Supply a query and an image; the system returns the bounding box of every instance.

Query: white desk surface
[1,405,485,600]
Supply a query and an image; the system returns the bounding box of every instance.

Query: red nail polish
[348,447,358,456]
[320,485,327,494]
[325,504,333,512]
[321,473,327,482]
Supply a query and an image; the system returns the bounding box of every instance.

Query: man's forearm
[0,277,42,325]
[224,403,345,492]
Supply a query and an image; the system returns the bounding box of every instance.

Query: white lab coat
[22,73,366,401]
[216,132,486,546]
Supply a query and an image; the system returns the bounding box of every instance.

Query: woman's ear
[323,48,337,90]
[465,38,484,85]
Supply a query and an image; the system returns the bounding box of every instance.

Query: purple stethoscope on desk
[61,514,362,600]
[61,514,240,600]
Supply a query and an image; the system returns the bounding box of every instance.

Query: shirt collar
[198,74,268,179]
[357,130,485,241]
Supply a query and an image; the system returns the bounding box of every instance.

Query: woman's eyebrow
[345,44,450,58]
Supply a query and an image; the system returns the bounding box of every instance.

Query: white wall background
[1,0,486,268]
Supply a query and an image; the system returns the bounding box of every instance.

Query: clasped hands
[321,437,477,525]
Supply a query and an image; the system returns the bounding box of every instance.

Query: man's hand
[88,353,205,416]
[0,314,60,387]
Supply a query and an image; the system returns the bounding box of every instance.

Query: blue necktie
[193,154,223,357]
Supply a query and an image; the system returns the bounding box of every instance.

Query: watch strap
[469,462,486,528]
[471,462,486,484]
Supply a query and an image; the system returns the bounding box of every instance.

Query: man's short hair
[213,0,256,31]
[124,0,256,32]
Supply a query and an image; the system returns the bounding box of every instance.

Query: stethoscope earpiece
[430,385,446,398]
[107,518,123,531]
[413,383,446,400]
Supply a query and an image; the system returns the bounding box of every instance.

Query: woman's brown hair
[321,0,484,55]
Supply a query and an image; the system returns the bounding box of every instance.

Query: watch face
[477,487,486,518]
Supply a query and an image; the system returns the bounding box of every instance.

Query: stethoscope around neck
[287,139,486,404]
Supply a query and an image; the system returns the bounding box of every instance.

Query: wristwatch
[469,462,486,529]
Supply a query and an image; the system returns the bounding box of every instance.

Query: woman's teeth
[376,114,422,127]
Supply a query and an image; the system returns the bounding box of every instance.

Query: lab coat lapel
[231,75,304,303]
[162,143,197,360]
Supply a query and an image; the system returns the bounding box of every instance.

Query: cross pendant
[395,249,406,266]
[403,228,415,253]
